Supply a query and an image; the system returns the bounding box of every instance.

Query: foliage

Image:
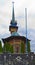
[3,42,14,53]
[21,41,30,53]
[27,41,31,52]
[1,40,30,53]
[0,41,3,53]
[3,42,9,52]
[21,42,25,53]
[9,44,14,53]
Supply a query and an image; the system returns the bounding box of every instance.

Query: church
[2,2,30,53]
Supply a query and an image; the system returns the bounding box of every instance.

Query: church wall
[8,39,21,53]
[8,39,21,45]
[3,40,30,53]
[8,39,26,53]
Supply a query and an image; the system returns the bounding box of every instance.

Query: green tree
[3,42,14,53]
[27,41,30,52]
[9,44,14,53]
[3,42,10,52]
[0,41,3,53]
[21,42,25,53]
[21,41,30,53]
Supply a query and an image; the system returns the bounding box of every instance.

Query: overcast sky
[0,0,35,53]
[0,0,35,34]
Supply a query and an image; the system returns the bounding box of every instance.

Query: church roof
[11,32,20,36]
[2,35,30,43]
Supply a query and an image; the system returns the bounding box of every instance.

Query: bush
[21,41,30,53]
[21,42,25,53]
[27,41,31,52]
[0,41,3,53]
[3,42,14,53]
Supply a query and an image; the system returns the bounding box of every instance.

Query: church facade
[2,2,30,53]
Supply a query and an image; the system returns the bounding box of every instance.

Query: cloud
[18,28,35,53]
[0,0,35,53]
[0,0,35,30]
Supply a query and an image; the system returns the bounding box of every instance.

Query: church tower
[9,2,18,34]
[2,2,30,53]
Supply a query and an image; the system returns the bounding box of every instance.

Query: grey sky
[0,0,35,33]
[0,0,35,53]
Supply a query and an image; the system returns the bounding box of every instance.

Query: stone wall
[0,52,35,65]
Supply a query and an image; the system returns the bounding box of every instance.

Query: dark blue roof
[10,20,17,26]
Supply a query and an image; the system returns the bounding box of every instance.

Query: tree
[21,41,30,53]
[9,44,14,53]
[3,42,10,52]
[21,42,25,53]
[3,42,14,53]
[0,41,3,53]
[27,41,31,52]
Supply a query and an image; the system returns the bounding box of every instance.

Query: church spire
[10,2,17,25]
[9,2,18,33]
[12,2,15,23]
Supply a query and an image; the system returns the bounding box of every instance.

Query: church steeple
[9,2,18,34]
[12,2,15,23]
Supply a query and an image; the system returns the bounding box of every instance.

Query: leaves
[0,40,30,53]
[21,42,25,53]
[3,42,14,53]
[0,41,3,53]
[21,41,30,53]
[27,41,31,52]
